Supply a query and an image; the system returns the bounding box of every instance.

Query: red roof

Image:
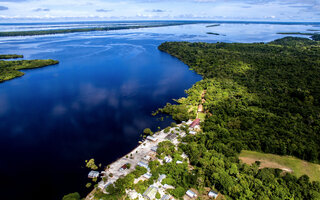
[190,118,200,128]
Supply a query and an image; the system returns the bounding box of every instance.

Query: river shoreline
[85,120,195,200]
[0,22,201,37]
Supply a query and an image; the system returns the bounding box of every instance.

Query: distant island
[0,22,199,37]
[307,29,320,32]
[206,24,221,28]
[277,32,320,41]
[206,32,226,36]
[0,54,59,82]
[0,54,23,59]
[69,36,320,200]
[206,32,220,35]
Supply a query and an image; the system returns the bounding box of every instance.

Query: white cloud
[0,0,319,21]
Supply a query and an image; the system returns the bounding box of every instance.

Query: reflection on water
[0,22,318,200]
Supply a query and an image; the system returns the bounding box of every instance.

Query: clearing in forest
[239,150,320,182]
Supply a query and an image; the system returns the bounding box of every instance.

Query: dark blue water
[0,22,317,200]
[0,29,203,200]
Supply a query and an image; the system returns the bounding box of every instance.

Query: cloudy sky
[0,0,319,21]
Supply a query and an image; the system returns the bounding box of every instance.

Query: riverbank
[0,22,200,37]
[85,121,193,200]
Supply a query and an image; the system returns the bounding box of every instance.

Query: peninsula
[277,32,320,41]
[0,54,59,82]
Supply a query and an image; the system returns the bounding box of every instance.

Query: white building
[144,155,151,161]
[88,171,99,178]
[186,190,197,198]
[163,184,175,189]
[164,156,172,163]
[143,186,158,200]
[138,161,149,169]
[158,174,166,182]
[161,194,174,200]
[128,190,140,200]
[143,172,152,179]
[189,131,197,135]
[208,190,218,199]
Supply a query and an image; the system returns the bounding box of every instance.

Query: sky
[0,0,319,22]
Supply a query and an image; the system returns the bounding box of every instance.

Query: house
[128,190,139,200]
[119,163,129,171]
[176,160,183,164]
[181,153,188,159]
[208,190,218,199]
[146,136,158,142]
[164,156,172,163]
[143,172,152,179]
[144,155,151,161]
[186,190,197,198]
[138,161,149,169]
[88,171,99,178]
[163,184,175,189]
[190,119,200,128]
[198,104,203,112]
[151,146,158,152]
[158,174,166,182]
[143,186,158,200]
[161,194,174,200]
[189,131,197,135]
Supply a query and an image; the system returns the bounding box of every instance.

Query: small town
[85,118,221,200]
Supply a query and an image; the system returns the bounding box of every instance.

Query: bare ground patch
[239,156,293,173]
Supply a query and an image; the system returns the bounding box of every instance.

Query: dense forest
[158,37,320,164]
[0,55,59,82]
[154,37,320,199]
[312,34,320,41]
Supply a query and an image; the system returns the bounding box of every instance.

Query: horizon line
[1,20,320,25]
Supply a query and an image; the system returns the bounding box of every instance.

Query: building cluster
[88,118,220,199]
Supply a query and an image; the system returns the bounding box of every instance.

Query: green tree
[155,192,161,199]
[62,192,80,200]
[86,182,92,188]
[86,158,98,170]
[143,128,153,136]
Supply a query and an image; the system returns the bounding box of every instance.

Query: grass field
[198,113,206,121]
[239,150,320,182]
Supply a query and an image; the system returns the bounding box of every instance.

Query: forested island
[0,54,59,82]
[0,22,197,37]
[206,24,221,28]
[206,32,220,35]
[277,32,320,41]
[71,37,320,200]
[0,54,23,59]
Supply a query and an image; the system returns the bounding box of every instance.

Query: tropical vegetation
[0,55,59,82]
